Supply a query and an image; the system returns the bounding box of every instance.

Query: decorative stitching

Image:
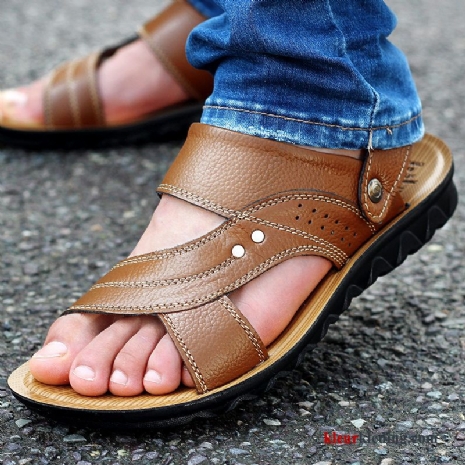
[86,53,105,125]
[159,314,208,393]
[244,193,376,233]
[66,60,81,127]
[69,244,345,312]
[219,297,266,362]
[112,188,370,271]
[43,70,57,128]
[243,216,348,263]
[113,220,239,268]
[90,258,235,289]
[161,184,376,234]
[362,146,410,222]
[203,105,422,132]
[158,184,237,217]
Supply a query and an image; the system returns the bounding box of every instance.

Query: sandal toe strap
[44,52,105,129]
[44,0,213,130]
[160,296,267,393]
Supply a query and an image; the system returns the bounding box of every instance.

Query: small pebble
[263,418,281,426]
[230,448,249,455]
[298,401,314,409]
[199,442,213,449]
[397,420,413,430]
[63,434,87,443]
[421,382,433,390]
[15,419,32,428]
[375,447,388,455]
[187,456,207,465]
[351,419,366,428]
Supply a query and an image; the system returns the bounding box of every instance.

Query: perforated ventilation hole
[298,203,303,208]
[335,220,339,224]
[295,216,300,220]
[321,226,325,230]
[353,232,357,237]
[341,237,345,242]
[345,226,349,231]
[312,208,317,213]
[308,220,312,224]
[324,214,329,218]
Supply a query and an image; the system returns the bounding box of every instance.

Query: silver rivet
[251,230,265,243]
[367,178,383,203]
[232,245,245,258]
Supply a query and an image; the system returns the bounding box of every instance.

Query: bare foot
[0,39,190,128]
[30,145,362,396]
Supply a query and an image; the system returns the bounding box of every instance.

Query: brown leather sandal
[8,123,457,428]
[0,0,212,149]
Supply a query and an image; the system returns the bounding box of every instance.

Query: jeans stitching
[203,104,422,132]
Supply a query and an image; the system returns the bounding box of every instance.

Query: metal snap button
[367,178,383,203]
[232,245,246,258]
[251,230,265,243]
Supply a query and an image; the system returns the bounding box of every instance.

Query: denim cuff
[201,105,424,150]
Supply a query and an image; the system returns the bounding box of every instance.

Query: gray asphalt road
[1,1,464,464]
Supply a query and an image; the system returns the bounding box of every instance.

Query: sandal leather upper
[43,0,213,129]
[67,123,412,393]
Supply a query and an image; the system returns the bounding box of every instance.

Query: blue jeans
[186,0,423,150]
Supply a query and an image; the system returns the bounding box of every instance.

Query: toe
[143,334,184,395]
[0,80,45,127]
[29,313,111,385]
[109,316,165,396]
[69,317,147,396]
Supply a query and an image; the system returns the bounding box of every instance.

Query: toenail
[110,370,129,386]
[32,341,68,359]
[1,90,28,106]
[144,370,162,384]
[73,365,96,381]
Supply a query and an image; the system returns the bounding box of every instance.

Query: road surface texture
[0,0,464,464]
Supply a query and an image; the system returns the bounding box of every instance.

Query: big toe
[29,313,112,385]
[0,80,45,127]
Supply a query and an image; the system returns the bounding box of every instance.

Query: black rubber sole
[11,169,458,430]
[0,102,203,150]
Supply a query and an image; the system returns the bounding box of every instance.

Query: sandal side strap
[139,0,213,101]
[160,296,267,393]
[359,145,412,224]
[44,52,105,129]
